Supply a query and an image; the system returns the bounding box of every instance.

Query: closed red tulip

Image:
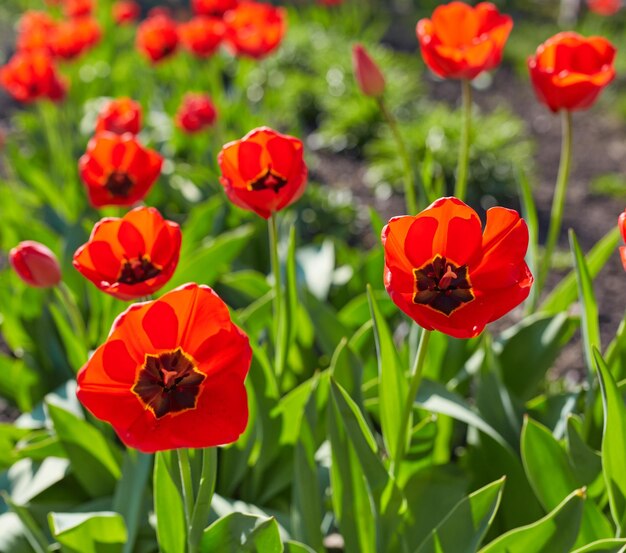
[95,97,142,135]
[50,17,101,60]
[619,210,626,271]
[79,132,163,207]
[179,16,225,58]
[63,0,94,18]
[136,14,179,63]
[528,33,616,113]
[73,206,181,300]
[416,2,512,80]
[9,241,62,288]
[0,51,67,103]
[382,197,532,339]
[587,0,621,15]
[113,0,141,24]
[352,44,385,98]
[218,127,307,219]
[223,2,286,59]
[76,283,251,452]
[192,0,238,16]
[175,93,217,133]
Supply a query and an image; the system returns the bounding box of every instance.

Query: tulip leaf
[367,284,407,464]
[516,168,539,301]
[153,451,187,553]
[200,513,283,553]
[284,542,316,553]
[593,348,626,534]
[572,539,626,553]
[1,493,48,553]
[415,477,505,553]
[48,511,127,553]
[521,417,613,546]
[0,512,33,553]
[479,488,585,553]
[540,226,619,315]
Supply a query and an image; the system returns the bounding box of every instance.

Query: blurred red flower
[79,132,163,207]
[0,51,67,102]
[136,14,179,63]
[382,197,532,339]
[50,17,101,60]
[95,97,142,135]
[223,2,286,59]
[192,0,238,16]
[113,0,141,24]
[73,206,181,300]
[587,0,621,15]
[63,0,94,18]
[416,2,512,80]
[218,126,307,219]
[619,210,626,271]
[16,11,57,53]
[528,32,616,113]
[76,283,251,452]
[175,93,218,133]
[352,44,385,97]
[179,16,225,57]
[9,241,62,288]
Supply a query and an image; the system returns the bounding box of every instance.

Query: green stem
[268,213,282,364]
[534,110,573,307]
[55,282,87,346]
[188,448,218,551]
[392,328,432,476]
[454,79,472,201]
[177,449,195,553]
[377,98,420,214]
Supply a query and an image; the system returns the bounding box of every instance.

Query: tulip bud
[352,44,385,98]
[9,241,62,288]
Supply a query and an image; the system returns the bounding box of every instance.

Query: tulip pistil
[106,171,134,197]
[413,255,474,315]
[118,255,161,284]
[248,167,287,193]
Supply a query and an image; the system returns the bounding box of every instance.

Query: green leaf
[494,313,577,400]
[0,513,32,553]
[49,302,88,372]
[153,450,186,553]
[415,477,505,553]
[572,539,626,553]
[1,493,48,553]
[49,512,127,553]
[479,488,585,553]
[540,226,619,315]
[566,416,604,499]
[367,284,407,464]
[570,230,601,375]
[46,403,121,497]
[284,542,316,553]
[521,417,612,546]
[516,168,539,289]
[594,348,626,534]
[276,225,298,379]
[338,290,395,329]
[168,225,256,289]
[200,513,283,553]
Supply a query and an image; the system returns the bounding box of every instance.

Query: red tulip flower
[619,210,626,271]
[528,32,616,113]
[192,0,238,16]
[73,206,181,300]
[9,241,62,288]
[95,97,142,135]
[587,0,621,15]
[179,16,225,58]
[0,51,67,103]
[50,17,101,60]
[416,2,512,80]
[76,283,252,452]
[176,93,218,133]
[63,0,94,18]
[352,44,385,98]
[113,0,141,24]
[218,127,307,219]
[16,11,56,53]
[382,197,533,339]
[79,132,163,208]
[136,14,179,63]
[223,2,286,59]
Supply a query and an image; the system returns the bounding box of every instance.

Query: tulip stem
[268,213,283,373]
[188,448,217,552]
[534,109,573,306]
[55,282,88,351]
[177,448,195,553]
[392,327,432,476]
[377,98,420,214]
[454,79,472,202]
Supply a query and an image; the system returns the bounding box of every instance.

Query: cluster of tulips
[3,0,626,551]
